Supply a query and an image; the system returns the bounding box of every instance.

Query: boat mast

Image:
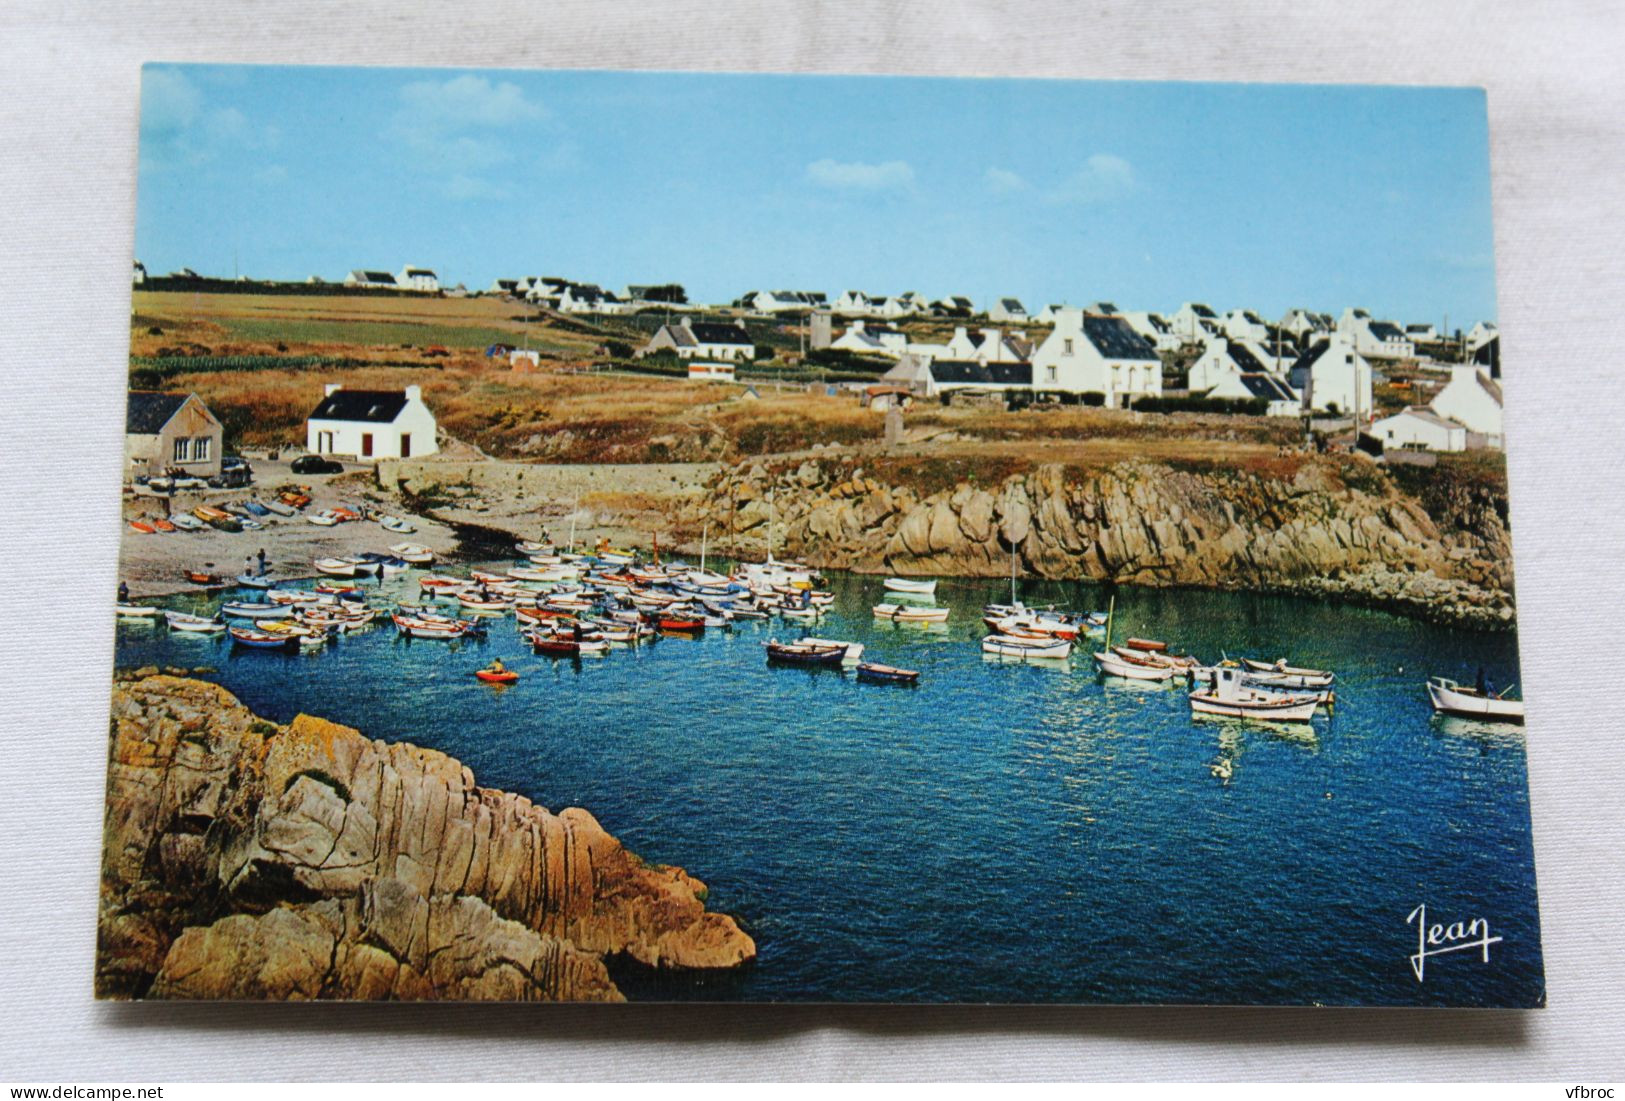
[701,521,709,573]
[767,484,776,565]
[1010,542,1017,605]
[568,493,579,555]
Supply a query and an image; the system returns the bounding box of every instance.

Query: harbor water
[112,569,1543,1006]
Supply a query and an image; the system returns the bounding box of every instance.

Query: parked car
[291,455,345,475]
[209,455,253,488]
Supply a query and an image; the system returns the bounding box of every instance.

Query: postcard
[101,64,1541,1006]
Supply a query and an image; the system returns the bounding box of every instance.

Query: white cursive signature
[1406,904,1503,981]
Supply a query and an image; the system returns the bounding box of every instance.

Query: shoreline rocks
[98,675,755,1001]
[678,457,1517,631]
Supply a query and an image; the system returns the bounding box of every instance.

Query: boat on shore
[390,543,434,564]
[115,604,158,618]
[1426,676,1525,724]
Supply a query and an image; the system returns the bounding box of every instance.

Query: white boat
[313,557,358,577]
[168,514,205,532]
[164,611,225,633]
[387,543,434,564]
[221,601,289,619]
[307,510,341,527]
[115,604,158,618]
[1092,649,1177,681]
[378,515,416,534]
[260,498,297,517]
[883,577,938,595]
[983,635,1072,660]
[872,603,950,622]
[1240,657,1334,684]
[778,603,824,620]
[1189,667,1320,722]
[800,637,864,664]
[1426,676,1525,724]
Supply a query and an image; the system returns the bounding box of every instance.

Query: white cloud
[398,75,545,129]
[806,158,916,194]
[138,69,274,173]
[1048,154,1134,204]
[984,166,1028,194]
[441,173,510,201]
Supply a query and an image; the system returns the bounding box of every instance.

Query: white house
[1288,334,1375,417]
[931,296,976,316]
[1223,309,1271,342]
[1188,339,1285,393]
[1372,407,1467,453]
[1338,307,1415,360]
[834,290,876,315]
[1405,322,1439,343]
[1280,309,1331,340]
[637,317,756,361]
[745,290,823,313]
[397,266,440,293]
[1030,308,1162,405]
[1084,301,1121,316]
[871,296,919,320]
[525,277,571,305]
[557,284,626,314]
[1169,302,1219,342]
[306,384,439,461]
[989,297,1029,323]
[1429,365,1505,449]
[831,320,909,358]
[1466,321,1499,354]
[1121,311,1181,352]
[1208,372,1301,416]
[1032,304,1070,325]
[132,260,146,286]
[344,269,397,289]
[488,278,521,295]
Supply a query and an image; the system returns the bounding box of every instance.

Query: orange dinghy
[473,669,519,684]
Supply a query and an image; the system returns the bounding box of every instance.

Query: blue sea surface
[113,570,1544,1006]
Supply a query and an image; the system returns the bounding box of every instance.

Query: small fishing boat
[458,593,514,613]
[235,574,275,589]
[391,613,471,639]
[1123,638,1169,653]
[1189,667,1319,722]
[988,614,1077,640]
[221,601,288,619]
[855,662,921,685]
[883,577,938,595]
[152,517,176,533]
[389,543,435,564]
[129,520,155,534]
[1112,645,1200,670]
[164,611,225,633]
[656,614,705,633]
[515,540,553,556]
[330,507,362,523]
[474,668,519,684]
[168,514,205,532]
[1092,649,1177,681]
[356,552,410,576]
[313,557,359,577]
[193,506,241,532]
[241,500,270,517]
[279,491,312,510]
[872,603,950,623]
[307,510,340,527]
[229,626,298,650]
[260,498,297,517]
[1426,676,1525,724]
[765,639,848,667]
[983,635,1072,660]
[801,637,864,664]
[184,570,221,585]
[778,603,824,620]
[379,515,416,534]
[115,604,158,618]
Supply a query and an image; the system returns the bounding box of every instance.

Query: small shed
[125,391,223,482]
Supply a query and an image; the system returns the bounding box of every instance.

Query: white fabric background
[1,0,1622,1081]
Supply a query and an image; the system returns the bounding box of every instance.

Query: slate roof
[929,360,1033,387]
[1389,405,1460,430]
[1473,335,1501,377]
[1189,303,1216,318]
[998,298,1026,312]
[659,324,698,348]
[403,267,436,277]
[1368,321,1408,342]
[1476,370,1504,406]
[689,322,754,346]
[1082,315,1160,362]
[1232,373,1298,403]
[127,391,195,434]
[309,389,411,424]
[1142,313,1170,333]
[1088,301,1120,315]
[352,270,395,283]
[1225,341,1270,374]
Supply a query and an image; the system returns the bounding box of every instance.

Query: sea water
[112,570,1542,1006]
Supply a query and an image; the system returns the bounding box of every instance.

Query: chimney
[324,383,342,396]
[405,384,422,401]
[952,325,968,344]
[680,316,693,329]
[853,320,866,332]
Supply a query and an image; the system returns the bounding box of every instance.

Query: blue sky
[136,65,1498,324]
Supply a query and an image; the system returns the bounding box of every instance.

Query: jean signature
[1407,904,1503,981]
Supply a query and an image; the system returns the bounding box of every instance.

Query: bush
[1132,395,1269,416]
[1081,392,1107,407]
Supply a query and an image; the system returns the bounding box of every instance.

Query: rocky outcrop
[98,676,755,1001]
[681,457,1515,629]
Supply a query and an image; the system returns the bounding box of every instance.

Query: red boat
[531,635,581,657]
[129,520,155,534]
[473,669,519,684]
[516,606,575,625]
[184,570,220,585]
[1124,637,1168,652]
[656,615,705,633]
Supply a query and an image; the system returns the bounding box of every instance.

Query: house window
[191,436,210,462]
[1063,339,1074,356]
[1045,365,1057,384]
[173,438,188,463]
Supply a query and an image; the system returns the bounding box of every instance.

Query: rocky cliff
[98,675,755,1001]
[681,457,1514,629]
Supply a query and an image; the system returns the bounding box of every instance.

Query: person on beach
[257,548,267,575]
[118,581,129,604]
[245,555,255,578]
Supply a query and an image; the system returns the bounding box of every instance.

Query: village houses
[344,269,397,289]
[1429,364,1505,449]
[1288,333,1375,417]
[306,384,439,461]
[1207,372,1301,416]
[1030,308,1163,406]
[1338,307,1416,360]
[1169,302,1219,342]
[637,317,756,361]
[125,391,223,482]
[1187,338,1293,393]
[989,297,1029,323]
[1372,406,1469,453]
[396,266,440,293]
[831,320,909,357]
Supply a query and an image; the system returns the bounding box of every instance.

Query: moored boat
[1426,676,1525,724]
[115,604,159,617]
[765,639,848,667]
[855,662,921,685]
[229,626,299,650]
[164,611,225,633]
[389,543,435,564]
[221,601,289,619]
[883,577,938,595]
[235,573,275,589]
[1189,667,1319,722]
[1092,649,1177,681]
[983,635,1072,660]
[872,603,950,622]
